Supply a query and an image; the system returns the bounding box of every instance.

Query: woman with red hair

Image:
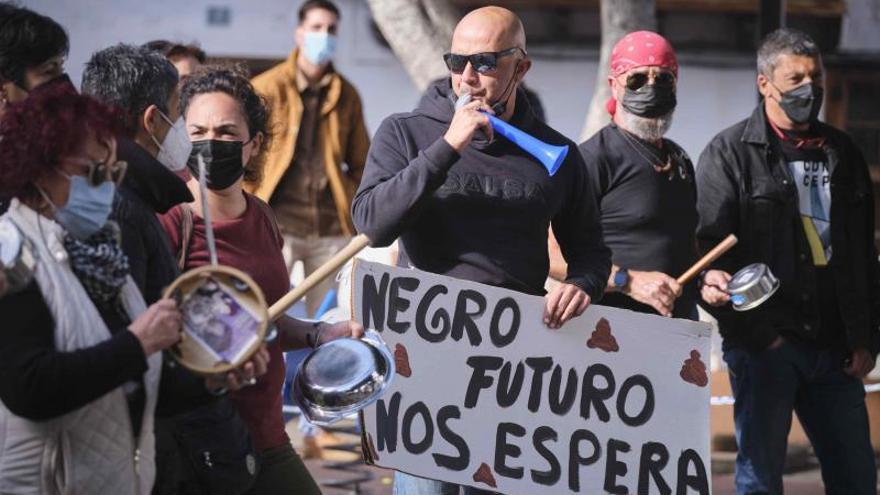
[0,86,182,493]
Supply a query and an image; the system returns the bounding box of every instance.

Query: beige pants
[281,234,350,318]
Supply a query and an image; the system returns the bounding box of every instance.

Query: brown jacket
[248,48,370,235]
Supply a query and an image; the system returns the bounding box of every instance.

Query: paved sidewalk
[303,459,834,495]
[289,418,842,494]
[287,420,860,495]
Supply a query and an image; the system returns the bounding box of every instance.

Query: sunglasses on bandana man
[624,70,676,91]
[443,47,526,74]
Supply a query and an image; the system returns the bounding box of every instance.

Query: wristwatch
[613,267,630,291]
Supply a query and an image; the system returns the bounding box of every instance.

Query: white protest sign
[353,260,712,495]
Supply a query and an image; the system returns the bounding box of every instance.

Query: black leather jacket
[696,104,880,353]
[113,138,193,305]
[112,138,216,416]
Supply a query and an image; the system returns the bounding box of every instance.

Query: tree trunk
[579,0,657,142]
[367,0,458,92]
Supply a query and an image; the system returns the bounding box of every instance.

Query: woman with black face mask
[159,67,364,495]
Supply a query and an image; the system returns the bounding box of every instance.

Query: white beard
[619,108,674,142]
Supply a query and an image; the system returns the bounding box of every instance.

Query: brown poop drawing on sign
[680,350,709,387]
[395,343,412,377]
[472,462,497,488]
[587,317,619,352]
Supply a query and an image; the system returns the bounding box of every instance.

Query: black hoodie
[352,79,610,298]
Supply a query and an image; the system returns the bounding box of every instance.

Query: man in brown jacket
[249,0,369,317]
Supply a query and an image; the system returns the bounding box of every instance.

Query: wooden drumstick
[676,234,738,285]
[268,234,371,321]
[196,154,219,267]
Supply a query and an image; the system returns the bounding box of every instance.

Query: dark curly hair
[0,3,69,88]
[0,85,122,201]
[180,65,270,183]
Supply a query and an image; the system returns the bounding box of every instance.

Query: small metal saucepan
[292,330,395,426]
[0,218,37,295]
[727,263,780,311]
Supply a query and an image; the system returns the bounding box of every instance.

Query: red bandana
[606,31,679,115]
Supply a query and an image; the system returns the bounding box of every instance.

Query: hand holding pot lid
[292,330,395,426]
[727,263,780,311]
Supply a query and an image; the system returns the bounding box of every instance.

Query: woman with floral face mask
[159,67,364,495]
[0,86,183,492]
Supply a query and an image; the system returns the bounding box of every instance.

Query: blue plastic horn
[455,92,568,176]
[483,113,568,176]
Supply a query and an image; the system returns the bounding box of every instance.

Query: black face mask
[776,82,823,125]
[187,140,245,190]
[621,84,677,118]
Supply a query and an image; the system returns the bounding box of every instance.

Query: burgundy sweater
[160,192,290,451]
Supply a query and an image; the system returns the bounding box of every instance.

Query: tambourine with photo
[164,154,369,375]
[165,265,270,375]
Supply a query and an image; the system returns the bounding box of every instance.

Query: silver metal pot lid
[293,330,395,426]
[727,262,780,311]
[727,263,769,292]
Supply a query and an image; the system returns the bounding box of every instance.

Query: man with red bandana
[553,31,698,319]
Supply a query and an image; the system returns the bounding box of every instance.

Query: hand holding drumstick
[675,234,738,308]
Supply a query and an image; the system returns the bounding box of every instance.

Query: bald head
[452,6,526,54]
[448,6,530,121]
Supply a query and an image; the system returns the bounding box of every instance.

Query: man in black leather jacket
[696,28,879,495]
[82,44,193,304]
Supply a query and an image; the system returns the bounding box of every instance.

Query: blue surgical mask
[51,173,116,240]
[302,32,337,65]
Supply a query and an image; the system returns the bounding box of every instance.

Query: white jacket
[0,199,161,495]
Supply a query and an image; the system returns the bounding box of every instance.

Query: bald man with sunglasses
[353,8,610,492]
[552,31,699,321]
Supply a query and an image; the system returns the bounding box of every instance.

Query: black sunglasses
[625,71,676,91]
[443,47,525,75]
